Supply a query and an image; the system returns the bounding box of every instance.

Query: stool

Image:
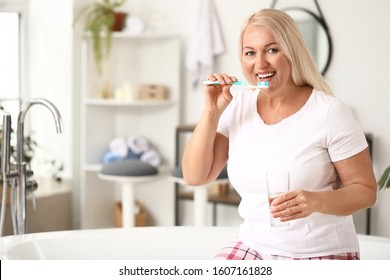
[98,160,159,228]
[171,166,229,226]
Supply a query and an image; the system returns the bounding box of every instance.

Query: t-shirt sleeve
[326,99,368,162]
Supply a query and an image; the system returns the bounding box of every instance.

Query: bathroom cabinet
[78,33,181,229]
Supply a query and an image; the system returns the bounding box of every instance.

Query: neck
[257,85,312,125]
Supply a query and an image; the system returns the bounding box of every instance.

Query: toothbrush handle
[203,81,244,85]
[203,80,221,85]
[203,80,269,88]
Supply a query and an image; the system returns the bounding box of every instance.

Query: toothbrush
[203,80,269,88]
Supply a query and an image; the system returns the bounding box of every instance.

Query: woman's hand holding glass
[270,189,322,223]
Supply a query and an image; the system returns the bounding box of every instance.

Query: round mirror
[283,7,333,75]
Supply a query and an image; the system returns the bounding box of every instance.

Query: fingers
[271,202,301,219]
[278,205,304,222]
[271,190,313,222]
[205,73,238,85]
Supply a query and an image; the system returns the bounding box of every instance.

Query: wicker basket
[114,200,146,227]
[0,185,11,205]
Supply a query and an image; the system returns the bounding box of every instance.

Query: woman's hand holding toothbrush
[182,73,235,186]
[203,73,237,115]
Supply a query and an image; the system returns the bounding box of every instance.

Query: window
[0,10,22,125]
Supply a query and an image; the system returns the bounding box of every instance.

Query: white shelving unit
[79,33,181,229]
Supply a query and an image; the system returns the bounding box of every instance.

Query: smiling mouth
[257,72,275,80]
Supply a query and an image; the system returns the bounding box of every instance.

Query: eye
[244,50,255,57]
[267,48,279,54]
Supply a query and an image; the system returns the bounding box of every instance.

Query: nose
[255,53,268,69]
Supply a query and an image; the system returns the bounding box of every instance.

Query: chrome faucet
[0,98,64,235]
[0,114,12,236]
[15,98,64,235]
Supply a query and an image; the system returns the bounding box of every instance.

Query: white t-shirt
[217,88,367,258]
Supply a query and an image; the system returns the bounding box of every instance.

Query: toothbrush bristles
[257,81,269,88]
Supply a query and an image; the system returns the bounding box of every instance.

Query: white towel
[127,136,150,155]
[186,0,225,87]
[109,137,128,158]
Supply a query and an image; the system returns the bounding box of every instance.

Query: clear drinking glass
[266,171,290,227]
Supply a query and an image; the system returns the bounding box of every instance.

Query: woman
[182,9,377,260]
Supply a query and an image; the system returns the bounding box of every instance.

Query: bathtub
[0,227,389,260]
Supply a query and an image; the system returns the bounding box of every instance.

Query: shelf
[85,164,102,172]
[79,33,181,228]
[84,32,178,40]
[33,177,73,199]
[179,188,241,206]
[85,98,176,107]
[112,32,179,39]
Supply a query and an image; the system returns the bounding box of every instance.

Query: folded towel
[103,151,123,164]
[186,0,225,87]
[127,136,150,154]
[140,149,161,167]
[109,137,128,158]
[125,150,142,160]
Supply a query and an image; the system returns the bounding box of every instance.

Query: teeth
[257,72,274,78]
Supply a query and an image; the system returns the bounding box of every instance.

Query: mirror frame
[282,6,333,75]
[270,0,333,75]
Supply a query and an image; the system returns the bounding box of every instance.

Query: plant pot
[112,12,128,31]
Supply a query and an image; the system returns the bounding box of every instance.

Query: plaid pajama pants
[214,239,360,260]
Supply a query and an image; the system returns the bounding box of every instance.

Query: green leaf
[378,166,390,190]
[73,0,126,74]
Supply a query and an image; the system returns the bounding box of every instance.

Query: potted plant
[74,0,127,74]
[378,165,390,190]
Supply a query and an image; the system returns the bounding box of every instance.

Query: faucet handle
[26,179,38,193]
[1,114,11,176]
[26,180,38,210]
[26,169,34,179]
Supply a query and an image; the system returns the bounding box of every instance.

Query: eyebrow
[242,41,279,50]
[265,42,278,47]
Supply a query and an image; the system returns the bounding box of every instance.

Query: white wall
[320,0,390,237]
[27,0,72,179]
[27,0,390,237]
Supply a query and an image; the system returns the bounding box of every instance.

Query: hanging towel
[186,0,225,88]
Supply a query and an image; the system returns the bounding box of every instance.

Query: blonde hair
[240,9,332,95]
